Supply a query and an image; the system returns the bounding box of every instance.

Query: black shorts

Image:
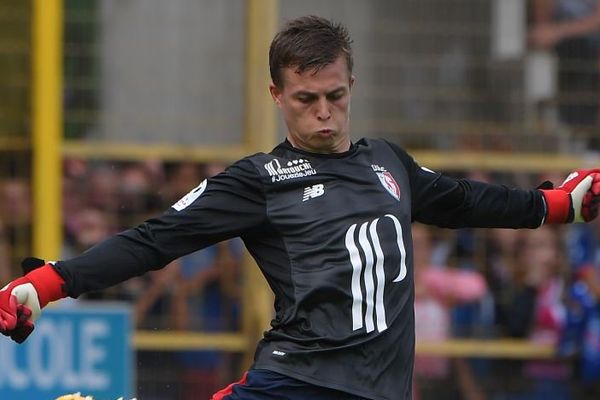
[212,369,369,400]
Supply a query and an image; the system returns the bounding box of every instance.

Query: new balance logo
[303,184,324,201]
[345,214,407,334]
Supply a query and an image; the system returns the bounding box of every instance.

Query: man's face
[270,56,354,154]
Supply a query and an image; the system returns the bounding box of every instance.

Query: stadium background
[1,0,599,399]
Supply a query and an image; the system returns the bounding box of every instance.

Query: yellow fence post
[242,0,279,369]
[32,0,63,260]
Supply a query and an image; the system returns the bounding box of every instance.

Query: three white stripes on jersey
[345,214,407,334]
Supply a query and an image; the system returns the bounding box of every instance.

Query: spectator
[0,179,32,272]
[171,163,243,400]
[503,226,571,399]
[485,228,521,336]
[562,216,600,395]
[83,164,121,214]
[170,239,243,400]
[117,163,164,227]
[62,172,88,246]
[412,223,487,400]
[62,207,116,259]
[133,262,179,329]
[529,0,600,147]
[164,162,203,205]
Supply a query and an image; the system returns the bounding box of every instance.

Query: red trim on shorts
[211,371,248,400]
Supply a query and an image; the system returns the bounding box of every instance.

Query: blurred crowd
[0,159,243,400]
[1,161,600,399]
[411,171,600,400]
[411,170,600,399]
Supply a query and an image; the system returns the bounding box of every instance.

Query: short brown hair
[269,15,354,88]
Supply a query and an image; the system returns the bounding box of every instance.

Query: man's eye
[327,92,344,101]
[297,96,313,103]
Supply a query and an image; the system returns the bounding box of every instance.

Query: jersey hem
[251,364,395,400]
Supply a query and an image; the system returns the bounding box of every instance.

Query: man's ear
[269,82,283,107]
[349,75,355,91]
[269,82,282,107]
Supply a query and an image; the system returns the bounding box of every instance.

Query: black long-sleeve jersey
[54,138,546,400]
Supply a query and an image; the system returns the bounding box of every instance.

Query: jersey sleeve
[384,141,546,229]
[54,157,266,297]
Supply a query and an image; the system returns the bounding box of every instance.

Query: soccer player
[2,15,600,400]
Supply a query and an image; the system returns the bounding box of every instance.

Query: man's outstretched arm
[0,157,266,343]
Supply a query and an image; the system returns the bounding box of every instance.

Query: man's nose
[315,98,331,120]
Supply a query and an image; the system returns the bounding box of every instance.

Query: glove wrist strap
[26,265,66,308]
[539,189,572,224]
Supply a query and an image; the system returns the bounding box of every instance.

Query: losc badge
[371,165,401,201]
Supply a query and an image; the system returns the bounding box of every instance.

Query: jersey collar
[277,138,358,159]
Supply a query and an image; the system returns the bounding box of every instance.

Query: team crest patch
[372,165,400,201]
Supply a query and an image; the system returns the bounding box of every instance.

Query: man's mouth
[317,129,333,136]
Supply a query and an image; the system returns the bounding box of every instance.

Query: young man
[2,15,600,400]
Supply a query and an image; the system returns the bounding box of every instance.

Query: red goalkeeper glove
[0,258,66,343]
[539,169,600,224]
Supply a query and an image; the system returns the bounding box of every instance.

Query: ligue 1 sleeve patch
[172,179,207,211]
